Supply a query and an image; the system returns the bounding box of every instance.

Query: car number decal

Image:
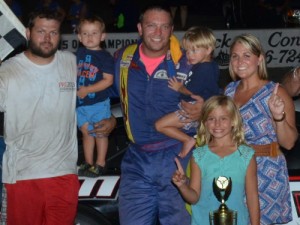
[78,176,120,200]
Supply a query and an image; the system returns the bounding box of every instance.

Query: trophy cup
[209,176,237,225]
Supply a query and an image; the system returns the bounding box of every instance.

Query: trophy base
[209,208,237,225]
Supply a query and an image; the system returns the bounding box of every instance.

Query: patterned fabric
[226,81,277,145]
[256,155,292,224]
[175,101,199,130]
[225,80,292,225]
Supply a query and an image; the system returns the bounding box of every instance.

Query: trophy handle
[212,178,223,202]
[223,178,232,202]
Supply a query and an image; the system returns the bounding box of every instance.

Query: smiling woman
[225,33,298,225]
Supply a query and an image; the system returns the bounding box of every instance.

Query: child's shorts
[175,101,199,130]
[76,98,111,136]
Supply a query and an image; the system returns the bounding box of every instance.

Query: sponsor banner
[60,28,300,68]
[60,33,139,57]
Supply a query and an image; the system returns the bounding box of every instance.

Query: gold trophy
[209,176,237,225]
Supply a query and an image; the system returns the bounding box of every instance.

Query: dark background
[14,0,290,32]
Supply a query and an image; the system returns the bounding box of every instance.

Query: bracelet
[273,111,286,122]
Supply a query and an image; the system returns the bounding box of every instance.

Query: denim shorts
[76,98,111,135]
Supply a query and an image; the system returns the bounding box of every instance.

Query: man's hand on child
[180,95,204,121]
[88,116,116,138]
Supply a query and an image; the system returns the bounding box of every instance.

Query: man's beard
[28,40,58,58]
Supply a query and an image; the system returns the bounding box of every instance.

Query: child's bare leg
[180,138,196,158]
[155,112,195,157]
[95,136,108,167]
[85,137,108,176]
[80,123,95,165]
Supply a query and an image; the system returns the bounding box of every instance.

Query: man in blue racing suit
[93,4,203,225]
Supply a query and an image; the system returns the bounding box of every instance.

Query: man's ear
[137,23,142,37]
[25,28,30,40]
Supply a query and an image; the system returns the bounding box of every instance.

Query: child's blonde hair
[197,95,246,146]
[181,26,216,52]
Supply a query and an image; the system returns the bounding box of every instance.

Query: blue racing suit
[113,41,194,225]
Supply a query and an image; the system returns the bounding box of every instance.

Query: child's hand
[172,157,188,188]
[77,86,89,99]
[168,77,184,92]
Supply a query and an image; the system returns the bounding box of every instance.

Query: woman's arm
[269,83,298,149]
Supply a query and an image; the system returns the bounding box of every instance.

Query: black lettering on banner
[216,33,231,49]
[72,40,79,49]
[60,40,68,49]
[265,50,274,64]
[277,49,300,64]
[281,37,290,47]
[285,50,300,63]
[106,39,138,50]
[265,48,300,65]
[279,50,289,63]
[107,39,114,48]
[269,32,282,47]
[269,32,300,48]
[116,39,122,49]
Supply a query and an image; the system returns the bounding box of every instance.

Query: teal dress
[191,144,254,225]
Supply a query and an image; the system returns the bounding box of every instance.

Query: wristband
[273,111,286,122]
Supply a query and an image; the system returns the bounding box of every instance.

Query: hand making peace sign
[172,157,188,188]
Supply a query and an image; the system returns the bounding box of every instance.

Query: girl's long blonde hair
[197,95,246,146]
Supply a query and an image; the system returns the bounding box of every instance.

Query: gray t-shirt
[0,50,78,183]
